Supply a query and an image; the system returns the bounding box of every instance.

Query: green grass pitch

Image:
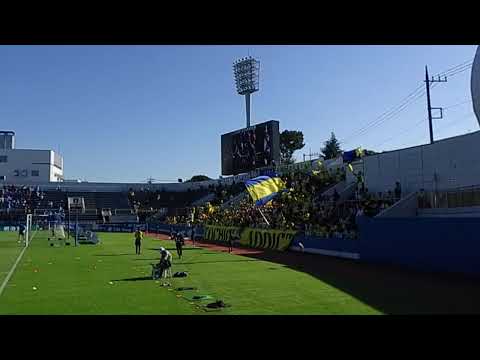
[0,230,379,315]
[2,230,480,315]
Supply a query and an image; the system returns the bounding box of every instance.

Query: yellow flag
[347,164,354,172]
[207,203,214,214]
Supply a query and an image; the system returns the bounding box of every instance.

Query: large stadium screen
[221,120,280,175]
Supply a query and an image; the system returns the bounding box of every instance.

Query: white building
[0,131,64,184]
[357,130,480,195]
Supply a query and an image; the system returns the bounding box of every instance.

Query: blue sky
[0,45,477,182]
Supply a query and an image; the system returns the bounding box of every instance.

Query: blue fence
[357,216,480,275]
[146,223,191,235]
[92,218,480,276]
[93,223,146,233]
[290,235,360,259]
[0,220,25,228]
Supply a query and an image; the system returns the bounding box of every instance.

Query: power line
[339,58,474,148]
[436,112,476,133]
[433,59,473,77]
[373,101,474,150]
[341,85,425,145]
[373,118,426,149]
[443,64,473,78]
[394,112,475,149]
[444,99,472,110]
[343,88,426,145]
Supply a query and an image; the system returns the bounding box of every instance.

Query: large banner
[204,225,241,243]
[240,228,297,251]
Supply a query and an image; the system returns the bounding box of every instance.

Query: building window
[0,156,7,163]
[21,169,28,177]
[31,170,39,177]
[0,176,5,181]
[14,170,19,176]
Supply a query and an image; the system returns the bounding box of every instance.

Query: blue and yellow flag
[245,174,287,206]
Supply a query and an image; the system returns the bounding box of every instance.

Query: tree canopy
[280,130,305,165]
[321,132,342,160]
[187,175,211,182]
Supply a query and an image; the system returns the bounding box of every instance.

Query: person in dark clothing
[18,224,25,243]
[190,227,195,247]
[228,231,238,254]
[354,171,365,192]
[394,182,402,201]
[227,232,233,253]
[134,229,143,255]
[332,189,340,203]
[175,232,184,259]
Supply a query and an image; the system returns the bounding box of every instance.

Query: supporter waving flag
[245,173,287,206]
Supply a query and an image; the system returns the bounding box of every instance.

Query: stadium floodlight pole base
[245,93,251,128]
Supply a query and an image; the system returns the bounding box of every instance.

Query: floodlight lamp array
[233,57,260,95]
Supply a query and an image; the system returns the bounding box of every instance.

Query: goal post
[25,213,32,247]
[67,197,85,247]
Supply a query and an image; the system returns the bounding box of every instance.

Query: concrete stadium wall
[322,180,346,197]
[376,191,418,218]
[357,216,480,275]
[345,160,364,185]
[418,206,480,217]
[363,130,480,196]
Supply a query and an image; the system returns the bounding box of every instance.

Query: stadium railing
[114,208,134,215]
[420,185,480,209]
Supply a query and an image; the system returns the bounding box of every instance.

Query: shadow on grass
[147,248,203,252]
[94,253,134,257]
[133,258,258,265]
[113,276,152,282]
[177,259,258,265]
[241,250,480,315]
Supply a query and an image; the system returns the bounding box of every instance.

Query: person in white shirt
[158,247,172,277]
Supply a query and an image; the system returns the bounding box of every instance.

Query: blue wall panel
[358,217,480,275]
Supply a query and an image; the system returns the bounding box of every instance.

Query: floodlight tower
[233,56,260,128]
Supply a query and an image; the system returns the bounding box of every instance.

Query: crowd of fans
[0,185,47,213]
[0,185,68,222]
[188,168,358,238]
[164,165,402,240]
[208,181,245,206]
[0,163,404,234]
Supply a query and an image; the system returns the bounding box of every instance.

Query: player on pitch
[134,228,143,255]
[228,231,236,253]
[18,224,26,244]
[175,232,184,259]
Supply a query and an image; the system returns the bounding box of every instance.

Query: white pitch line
[0,231,37,298]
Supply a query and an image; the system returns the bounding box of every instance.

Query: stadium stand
[157,164,400,241]
[159,167,368,239]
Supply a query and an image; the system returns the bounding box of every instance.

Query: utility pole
[425,65,447,144]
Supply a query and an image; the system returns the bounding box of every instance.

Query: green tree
[187,175,211,182]
[321,132,342,160]
[280,130,305,164]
